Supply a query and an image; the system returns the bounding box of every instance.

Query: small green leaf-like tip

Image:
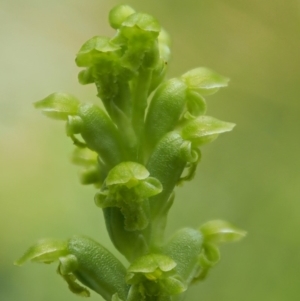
[181,67,229,95]
[200,220,247,244]
[109,4,136,29]
[34,93,80,120]
[14,239,68,266]
[181,116,235,146]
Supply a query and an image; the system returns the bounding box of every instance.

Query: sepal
[200,220,246,244]
[181,67,229,95]
[14,238,68,266]
[34,93,80,120]
[180,115,235,146]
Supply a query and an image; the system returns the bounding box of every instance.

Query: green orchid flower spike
[16,4,246,301]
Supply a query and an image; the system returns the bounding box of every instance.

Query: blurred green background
[1,0,300,300]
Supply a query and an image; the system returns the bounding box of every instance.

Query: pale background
[1,1,300,300]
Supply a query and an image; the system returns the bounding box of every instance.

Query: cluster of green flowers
[15,4,245,301]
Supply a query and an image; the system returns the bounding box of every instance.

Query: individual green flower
[126,254,186,300]
[15,236,129,300]
[95,162,162,231]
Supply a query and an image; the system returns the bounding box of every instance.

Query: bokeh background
[1,0,300,300]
